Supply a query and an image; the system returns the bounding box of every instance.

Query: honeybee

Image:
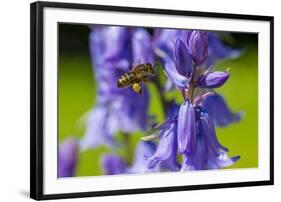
[117,63,155,95]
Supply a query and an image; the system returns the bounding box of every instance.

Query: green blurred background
[58,24,258,177]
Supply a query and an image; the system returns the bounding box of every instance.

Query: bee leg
[132,83,142,96]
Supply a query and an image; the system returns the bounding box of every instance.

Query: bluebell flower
[147,122,178,169]
[147,102,181,171]
[163,30,241,127]
[58,138,79,177]
[163,31,209,89]
[161,31,194,90]
[159,30,208,73]
[148,30,240,171]
[187,31,208,66]
[153,29,190,91]
[81,26,151,149]
[181,107,240,171]
[174,38,193,77]
[197,71,230,88]
[164,62,189,89]
[163,31,219,106]
[202,93,242,127]
[148,101,240,171]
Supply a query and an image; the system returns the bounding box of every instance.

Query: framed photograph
[30,1,274,200]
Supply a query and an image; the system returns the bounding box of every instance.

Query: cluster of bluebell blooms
[58,26,242,177]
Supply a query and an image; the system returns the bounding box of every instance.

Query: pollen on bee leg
[132,83,142,95]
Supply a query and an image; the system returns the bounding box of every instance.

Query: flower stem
[189,81,195,102]
[188,66,197,102]
[123,132,131,165]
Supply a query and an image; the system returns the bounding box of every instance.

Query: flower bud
[174,38,193,77]
[198,71,229,88]
[188,31,208,65]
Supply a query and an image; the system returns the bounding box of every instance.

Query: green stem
[188,66,197,102]
[123,132,131,165]
[189,76,195,102]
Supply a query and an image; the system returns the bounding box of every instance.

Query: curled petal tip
[231,155,240,162]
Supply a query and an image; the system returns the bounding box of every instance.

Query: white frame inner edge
[43,7,270,195]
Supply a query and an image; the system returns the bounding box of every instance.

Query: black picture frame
[30,1,274,200]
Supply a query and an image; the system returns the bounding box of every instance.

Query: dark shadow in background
[59,24,90,55]
[59,24,258,56]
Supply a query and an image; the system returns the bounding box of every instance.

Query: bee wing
[134,64,145,72]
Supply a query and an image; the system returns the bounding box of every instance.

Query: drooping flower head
[147,121,178,170]
[148,98,240,171]
[81,26,153,149]
[181,107,239,170]
[147,30,240,171]
[146,102,181,171]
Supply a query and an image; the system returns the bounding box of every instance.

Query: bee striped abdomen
[117,72,133,88]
